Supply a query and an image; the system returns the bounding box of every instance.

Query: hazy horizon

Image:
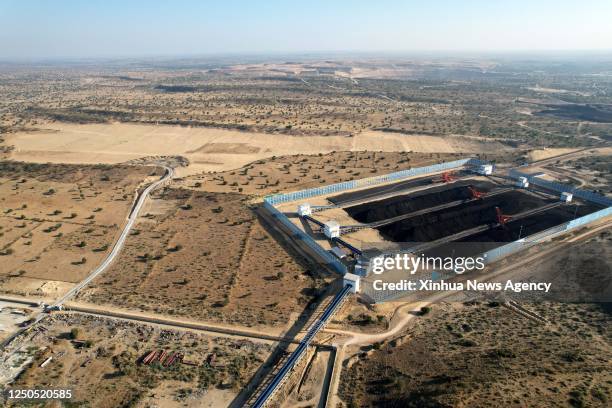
[1,0,612,59]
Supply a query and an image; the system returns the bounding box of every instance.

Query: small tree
[70,328,80,340]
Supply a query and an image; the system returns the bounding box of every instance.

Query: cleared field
[5,123,510,176]
[0,162,161,301]
[527,148,581,162]
[76,188,332,329]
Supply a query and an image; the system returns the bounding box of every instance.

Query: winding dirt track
[0,166,173,351]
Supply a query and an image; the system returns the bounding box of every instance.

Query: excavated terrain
[328,170,472,206]
[345,179,499,223]
[343,181,602,250]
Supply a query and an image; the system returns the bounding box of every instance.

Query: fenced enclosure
[263,159,611,303]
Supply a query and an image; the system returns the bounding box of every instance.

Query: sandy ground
[6,123,509,176]
[527,148,581,162]
[3,313,272,407]
[283,349,333,408]
[0,301,35,341]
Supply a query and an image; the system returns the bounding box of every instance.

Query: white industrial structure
[477,164,493,175]
[323,221,340,239]
[343,273,361,293]
[560,192,573,203]
[297,203,312,216]
[517,176,530,188]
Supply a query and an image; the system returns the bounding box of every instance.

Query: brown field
[338,231,612,407]
[74,150,520,329]
[527,147,581,162]
[76,187,331,329]
[0,56,610,408]
[1,150,520,329]
[7,313,272,408]
[0,162,161,301]
[559,153,612,193]
[5,123,512,176]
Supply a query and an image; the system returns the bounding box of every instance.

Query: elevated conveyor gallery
[249,285,352,408]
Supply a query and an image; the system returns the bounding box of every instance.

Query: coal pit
[344,184,602,247]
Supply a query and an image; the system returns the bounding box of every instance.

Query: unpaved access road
[0,166,173,351]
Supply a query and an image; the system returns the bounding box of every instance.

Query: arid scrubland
[339,301,611,408]
[76,187,331,328]
[0,57,610,408]
[7,313,271,408]
[2,59,611,153]
[0,58,608,330]
[0,162,162,300]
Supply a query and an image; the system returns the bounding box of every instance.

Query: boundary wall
[509,169,612,207]
[265,158,486,205]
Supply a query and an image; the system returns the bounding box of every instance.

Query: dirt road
[0,167,173,351]
[62,303,319,345]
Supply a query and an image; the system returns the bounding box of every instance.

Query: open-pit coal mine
[345,179,499,223]
[344,182,603,250]
[427,201,602,258]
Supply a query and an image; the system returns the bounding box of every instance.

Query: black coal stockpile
[377,190,548,242]
[343,178,602,247]
[345,180,497,223]
[429,202,600,258]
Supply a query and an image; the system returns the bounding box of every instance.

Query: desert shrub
[456,338,477,347]
[420,306,431,315]
[69,328,80,339]
[0,248,14,256]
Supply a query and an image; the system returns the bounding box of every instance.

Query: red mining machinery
[434,171,456,184]
[468,186,486,200]
[441,171,455,183]
[495,207,512,226]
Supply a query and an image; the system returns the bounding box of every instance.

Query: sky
[1,0,611,59]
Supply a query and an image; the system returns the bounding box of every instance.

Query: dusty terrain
[3,58,610,167]
[282,348,334,408]
[336,229,612,407]
[75,187,331,329]
[5,123,510,176]
[177,151,500,196]
[339,301,611,408]
[527,148,581,162]
[561,153,612,193]
[3,313,272,408]
[0,162,161,302]
[0,56,610,408]
[0,301,35,342]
